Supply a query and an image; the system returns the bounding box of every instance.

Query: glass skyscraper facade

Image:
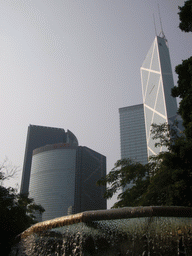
[20,125,69,195]
[29,144,77,221]
[119,104,148,164]
[140,36,177,157]
[119,35,179,163]
[74,146,106,214]
[21,125,106,221]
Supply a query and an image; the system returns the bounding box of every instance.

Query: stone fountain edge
[20,206,192,239]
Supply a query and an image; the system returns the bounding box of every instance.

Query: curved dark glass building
[29,143,77,221]
[21,125,106,221]
[20,125,70,195]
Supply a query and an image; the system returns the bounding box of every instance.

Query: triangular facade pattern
[140,36,177,158]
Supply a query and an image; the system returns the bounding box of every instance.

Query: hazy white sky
[0,0,191,208]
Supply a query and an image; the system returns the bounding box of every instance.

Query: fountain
[12,206,192,255]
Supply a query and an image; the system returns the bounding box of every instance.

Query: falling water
[11,207,192,256]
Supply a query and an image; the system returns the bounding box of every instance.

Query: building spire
[153,14,157,36]
[158,4,166,39]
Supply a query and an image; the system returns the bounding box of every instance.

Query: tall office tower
[119,35,179,165]
[140,35,178,157]
[20,125,77,195]
[119,104,148,164]
[29,143,77,221]
[21,124,106,221]
[74,146,106,213]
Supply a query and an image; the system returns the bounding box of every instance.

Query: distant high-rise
[20,125,68,195]
[74,146,106,214]
[21,125,106,221]
[119,104,148,164]
[140,36,178,157]
[119,35,179,162]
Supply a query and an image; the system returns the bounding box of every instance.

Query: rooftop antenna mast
[158,4,166,39]
[153,14,157,36]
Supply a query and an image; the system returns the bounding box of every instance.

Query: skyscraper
[119,104,148,164]
[119,34,179,162]
[21,125,106,221]
[20,125,69,195]
[140,35,178,157]
[29,143,77,221]
[74,146,106,213]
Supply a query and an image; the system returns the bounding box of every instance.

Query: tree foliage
[98,122,192,208]
[97,159,149,207]
[172,57,192,139]
[178,0,192,32]
[0,161,45,255]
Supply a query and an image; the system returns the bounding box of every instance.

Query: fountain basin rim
[20,206,192,238]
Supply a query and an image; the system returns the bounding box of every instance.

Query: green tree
[178,0,192,32]
[172,57,192,141]
[98,122,192,208]
[97,158,150,208]
[141,122,192,207]
[0,161,45,255]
